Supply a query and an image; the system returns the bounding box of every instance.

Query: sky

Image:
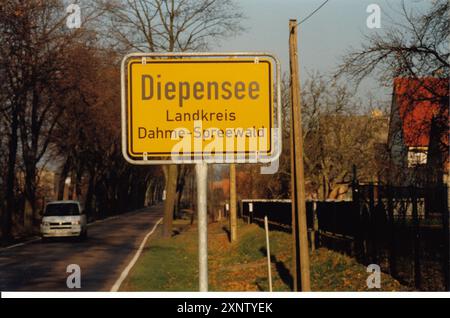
[214,0,432,104]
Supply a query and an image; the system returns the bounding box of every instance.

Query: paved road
[0,204,163,291]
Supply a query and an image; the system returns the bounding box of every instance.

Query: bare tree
[301,73,389,199]
[337,0,449,84]
[0,1,68,238]
[99,0,244,52]
[100,0,244,237]
[0,0,106,237]
[0,0,116,240]
[48,42,164,221]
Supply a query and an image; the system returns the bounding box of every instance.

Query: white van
[40,201,87,239]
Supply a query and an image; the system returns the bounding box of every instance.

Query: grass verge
[120,218,408,291]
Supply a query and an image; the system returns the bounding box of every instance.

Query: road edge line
[3,237,41,250]
[110,217,163,292]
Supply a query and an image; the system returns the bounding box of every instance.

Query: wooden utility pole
[289,19,311,291]
[230,163,237,242]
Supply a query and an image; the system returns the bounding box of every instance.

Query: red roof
[393,77,449,148]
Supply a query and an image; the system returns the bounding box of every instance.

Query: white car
[40,201,87,239]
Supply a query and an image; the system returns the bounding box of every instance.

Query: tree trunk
[24,166,37,234]
[2,104,19,242]
[68,170,76,200]
[74,164,83,200]
[153,183,159,204]
[57,157,71,200]
[145,179,154,206]
[21,86,41,231]
[175,166,187,219]
[84,171,96,221]
[163,164,178,238]
[24,199,33,234]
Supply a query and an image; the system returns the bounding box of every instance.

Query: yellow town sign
[121,53,281,164]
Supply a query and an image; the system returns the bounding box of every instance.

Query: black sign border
[126,59,273,161]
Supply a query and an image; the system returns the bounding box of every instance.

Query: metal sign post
[196,162,208,291]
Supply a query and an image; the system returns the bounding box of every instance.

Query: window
[407,147,428,168]
[44,203,80,216]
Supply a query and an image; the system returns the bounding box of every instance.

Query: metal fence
[352,183,449,291]
[239,184,450,291]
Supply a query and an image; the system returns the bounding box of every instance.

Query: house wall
[387,97,410,185]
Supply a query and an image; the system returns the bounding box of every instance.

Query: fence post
[375,181,382,264]
[387,186,397,278]
[411,186,421,290]
[310,201,317,252]
[331,202,337,251]
[369,184,377,264]
[442,184,450,291]
[264,216,273,292]
[351,168,363,261]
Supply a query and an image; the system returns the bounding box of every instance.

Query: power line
[297,0,331,25]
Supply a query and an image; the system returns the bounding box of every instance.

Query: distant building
[387,77,449,186]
